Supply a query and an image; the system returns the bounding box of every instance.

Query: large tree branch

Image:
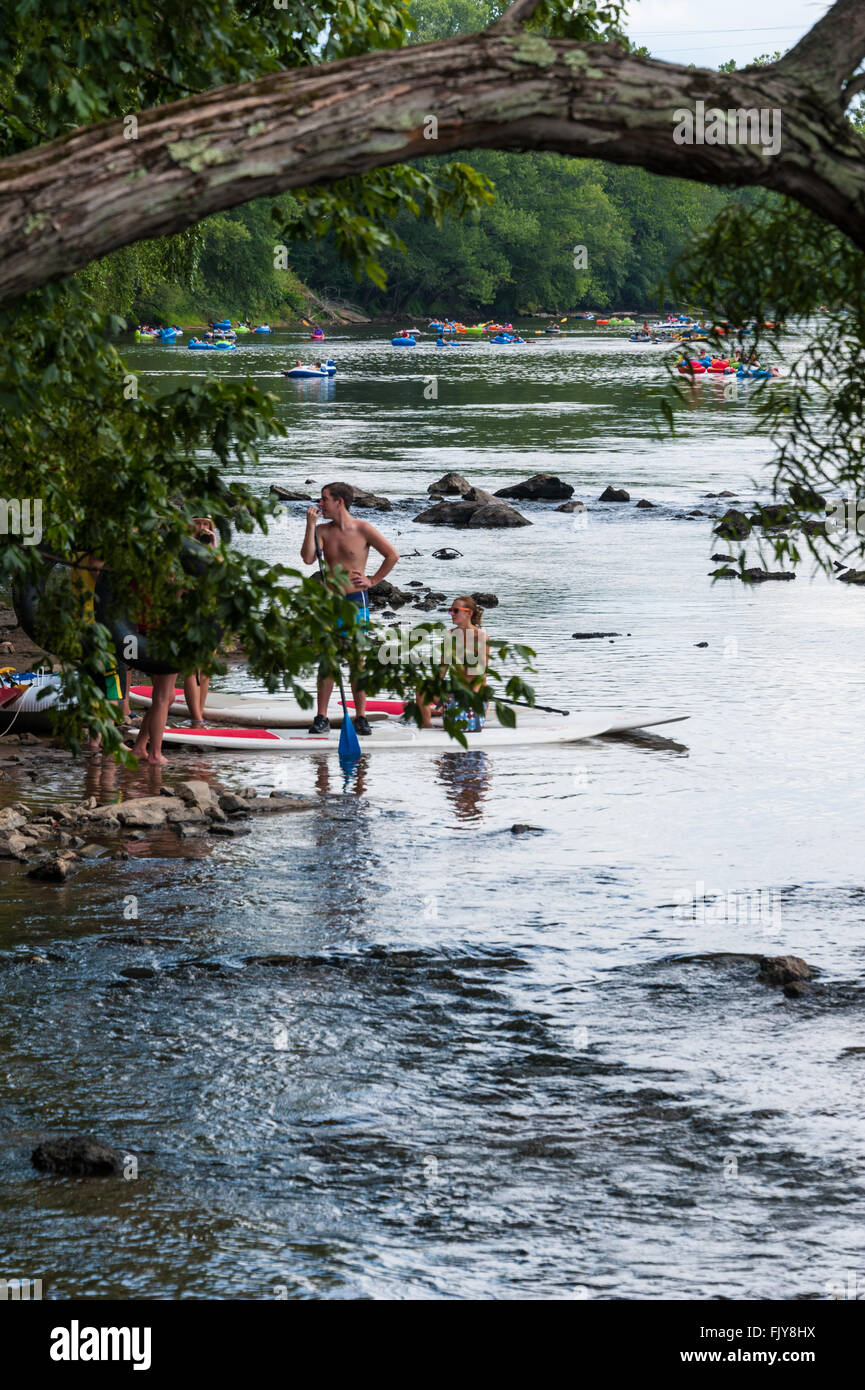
[1,26,864,306]
[777,0,865,104]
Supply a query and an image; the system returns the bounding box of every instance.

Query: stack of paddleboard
[130,685,687,754]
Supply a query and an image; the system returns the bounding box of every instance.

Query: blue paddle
[314,531,361,761]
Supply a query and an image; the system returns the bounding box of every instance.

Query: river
[1,323,863,1299]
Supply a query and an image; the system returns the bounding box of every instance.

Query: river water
[2,325,864,1300]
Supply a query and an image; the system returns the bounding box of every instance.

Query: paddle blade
[338,710,361,761]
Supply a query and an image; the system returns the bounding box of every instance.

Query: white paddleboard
[129,686,388,727]
[159,710,688,754]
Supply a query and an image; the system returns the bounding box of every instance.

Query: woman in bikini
[416,595,488,730]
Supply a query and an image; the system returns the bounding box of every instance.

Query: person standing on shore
[301,482,399,735]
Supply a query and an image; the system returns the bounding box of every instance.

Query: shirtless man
[301,481,399,734]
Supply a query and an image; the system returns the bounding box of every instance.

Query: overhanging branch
[1,23,864,305]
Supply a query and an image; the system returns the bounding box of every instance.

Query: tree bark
[1,19,864,304]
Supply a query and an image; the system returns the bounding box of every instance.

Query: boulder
[219,792,252,816]
[0,807,26,833]
[32,1134,126,1177]
[0,830,31,860]
[463,486,497,505]
[368,579,413,609]
[427,472,472,497]
[752,503,791,529]
[27,851,80,882]
[495,473,574,501]
[599,486,630,502]
[714,508,752,540]
[788,484,826,511]
[351,488,392,511]
[466,502,531,529]
[635,499,656,509]
[270,485,312,502]
[175,780,220,813]
[757,956,817,988]
[556,500,586,513]
[115,797,173,828]
[472,592,499,609]
[740,568,795,583]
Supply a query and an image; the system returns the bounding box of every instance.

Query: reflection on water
[436,750,490,821]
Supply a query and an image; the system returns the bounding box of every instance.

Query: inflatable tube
[392,336,416,346]
[283,360,337,378]
[188,339,236,350]
[253,326,272,334]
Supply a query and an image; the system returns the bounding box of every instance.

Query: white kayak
[159,710,688,754]
[129,686,389,727]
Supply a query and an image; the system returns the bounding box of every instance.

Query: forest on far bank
[80,0,771,325]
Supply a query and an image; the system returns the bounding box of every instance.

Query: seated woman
[416,595,489,731]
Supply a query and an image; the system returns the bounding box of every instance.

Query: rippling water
[2,324,863,1299]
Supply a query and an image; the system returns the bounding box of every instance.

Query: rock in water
[467,503,531,529]
[740,568,795,583]
[414,499,530,529]
[471,592,499,608]
[599,486,630,502]
[270,485,312,501]
[427,472,472,497]
[714,508,752,540]
[32,1134,126,1176]
[635,499,656,509]
[757,956,817,988]
[572,631,621,639]
[432,547,462,559]
[27,851,80,882]
[556,500,586,513]
[351,488,392,511]
[495,473,574,501]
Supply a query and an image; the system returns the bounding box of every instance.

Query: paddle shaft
[498,696,570,716]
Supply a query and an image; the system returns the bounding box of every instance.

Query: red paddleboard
[343,699,405,714]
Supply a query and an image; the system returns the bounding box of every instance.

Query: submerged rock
[635,499,656,509]
[572,631,621,639]
[556,500,586,513]
[714,508,752,540]
[740,568,796,583]
[351,488,392,511]
[32,1134,126,1177]
[757,956,817,992]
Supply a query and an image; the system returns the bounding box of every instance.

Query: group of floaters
[135,318,273,346]
[677,350,780,379]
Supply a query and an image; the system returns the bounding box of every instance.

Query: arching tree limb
[1,12,864,305]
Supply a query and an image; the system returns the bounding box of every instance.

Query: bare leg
[145,673,177,764]
[415,692,434,728]
[130,708,152,759]
[184,672,208,725]
[317,676,334,719]
[350,677,366,719]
